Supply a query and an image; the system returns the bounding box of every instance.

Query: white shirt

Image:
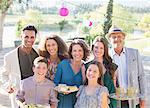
[112,48,128,90]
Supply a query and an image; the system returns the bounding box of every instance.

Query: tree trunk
[0,13,6,50]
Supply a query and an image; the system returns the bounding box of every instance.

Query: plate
[109,93,141,100]
[24,104,49,108]
[54,85,78,93]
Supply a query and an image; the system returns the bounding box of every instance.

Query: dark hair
[38,34,69,60]
[68,39,90,61]
[92,36,117,78]
[85,61,103,85]
[33,56,48,67]
[22,25,37,35]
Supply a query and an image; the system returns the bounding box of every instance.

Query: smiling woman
[38,34,69,81]
[54,39,90,108]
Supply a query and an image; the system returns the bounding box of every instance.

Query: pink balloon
[59,7,69,16]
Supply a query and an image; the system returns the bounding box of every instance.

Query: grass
[125,37,150,55]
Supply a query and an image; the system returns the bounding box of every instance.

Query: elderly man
[108,26,146,108]
[2,25,39,108]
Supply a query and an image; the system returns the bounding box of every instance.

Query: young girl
[75,61,109,108]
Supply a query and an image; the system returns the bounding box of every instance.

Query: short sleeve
[76,85,84,97]
[97,86,110,108]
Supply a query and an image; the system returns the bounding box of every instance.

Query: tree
[16,9,43,37]
[58,19,68,31]
[138,14,150,31]
[138,14,150,38]
[0,0,13,49]
[102,0,113,39]
[112,4,135,33]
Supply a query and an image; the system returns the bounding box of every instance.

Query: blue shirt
[54,59,83,87]
[54,59,83,108]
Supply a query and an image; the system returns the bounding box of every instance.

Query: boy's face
[33,62,48,78]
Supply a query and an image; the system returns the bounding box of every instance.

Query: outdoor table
[109,93,141,108]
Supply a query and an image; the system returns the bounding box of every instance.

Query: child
[16,56,58,108]
[75,61,109,108]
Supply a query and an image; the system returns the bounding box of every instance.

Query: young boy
[16,56,58,108]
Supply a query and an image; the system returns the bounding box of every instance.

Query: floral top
[75,85,109,108]
[46,58,60,81]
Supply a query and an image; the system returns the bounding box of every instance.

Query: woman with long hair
[38,34,69,81]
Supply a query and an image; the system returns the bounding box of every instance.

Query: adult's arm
[137,50,146,107]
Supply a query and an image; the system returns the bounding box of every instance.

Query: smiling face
[71,44,84,62]
[21,30,36,48]
[109,32,125,49]
[86,64,100,82]
[33,62,48,78]
[46,39,58,56]
[93,41,104,59]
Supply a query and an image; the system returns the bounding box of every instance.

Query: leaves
[0,0,12,13]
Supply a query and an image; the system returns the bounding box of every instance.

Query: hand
[7,78,16,93]
[140,100,145,108]
[62,91,71,95]
[16,100,26,108]
[7,86,15,93]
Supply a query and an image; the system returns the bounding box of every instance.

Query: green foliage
[103,0,113,37]
[138,14,150,31]
[85,33,104,46]
[25,9,43,29]
[58,19,68,31]
[0,0,11,13]
[144,31,150,38]
[122,5,150,13]
[89,24,103,36]
[15,9,43,37]
[85,34,97,46]
[16,20,23,37]
[112,4,135,33]
[71,19,82,25]
[81,26,90,34]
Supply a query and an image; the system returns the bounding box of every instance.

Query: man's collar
[112,47,126,56]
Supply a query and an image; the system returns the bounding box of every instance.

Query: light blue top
[112,48,128,89]
[75,85,109,108]
[54,59,83,108]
